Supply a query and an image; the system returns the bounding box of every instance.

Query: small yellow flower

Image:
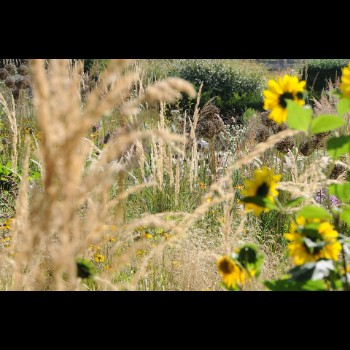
[141,233,153,239]
[199,182,206,190]
[218,217,225,224]
[89,244,95,251]
[217,256,245,289]
[242,166,281,216]
[263,75,306,124]
[136,250,147,256]
[206,197,213,203]
[234,185,244,191]
[340,62,350,98]
[285,216,342,265]
[94,254,105,263]
[165,233,173,240]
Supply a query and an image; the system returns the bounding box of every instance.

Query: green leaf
[76,257,95,279]
[340,205,350,227]
[329,182,350,202]
[289,260,334,282]
[264,279,327,291]
[310,115,345,134]
[327,136,350,159]
[286,100,312,133]
[285,197,305,208]
[297,205,331,220]
[337,97,350,116]
[241,196,277,210]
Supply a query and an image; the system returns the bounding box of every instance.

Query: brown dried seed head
[15,76,27,89]
[330,164,347,179]
[18,65,29,76]
[255,126,270,143]
[276,137,294,153]
[299,140,313,156]
[0,68,9,80]
[4,64,16,75]
[5,76,15,88]
[12,87,20,100]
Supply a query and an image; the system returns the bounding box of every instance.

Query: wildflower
[340,62,350,98]
[199,182,206,190]
[242,166,281,216]
[234,185,244,191]
[217,256,245,289]
[165,233,173,240]
[141,233,153,239]
[285,216,342,265]
[263,75,306,124]
[206,197,213,203]
[94,253,105,263]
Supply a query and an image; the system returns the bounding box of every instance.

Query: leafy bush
[301,59,349,99]
[168,60,266,124]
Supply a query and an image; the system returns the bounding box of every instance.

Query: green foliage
[301,59,349,99]
[76,257,95,279]
[168,59,266,122]
[286,100,312,133]
[326,135,350,159]
[297,206,331,220]
[337,97,350,116]
[310,115,345,134]
[329,182,350,202]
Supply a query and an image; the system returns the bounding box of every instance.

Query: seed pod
[15,76,27,89]
[4,64,16,75]
[276,137,294,153]
[5,76,15,88]
[18,65,29,76]
[12,87,20,100]
[0,68,9,80]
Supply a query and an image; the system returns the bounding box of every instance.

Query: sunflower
[217,256,245,289]
[285,216,342,265]
[340,62,350,98]
[263,75,306,124]
[241,166,281,216]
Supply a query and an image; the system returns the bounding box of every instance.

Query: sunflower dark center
[256,182,269,197]
[301,227,325,255]
[219,258,234,274]
[279,92,295,108]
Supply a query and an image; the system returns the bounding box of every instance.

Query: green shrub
[168,60,266,124]
[301,59,349,99]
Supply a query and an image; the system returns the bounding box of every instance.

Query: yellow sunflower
[242,166,281,216]
[285,216,342,265]
[340,62,350,98]
[263,75,306,124]
[217,256,245,289]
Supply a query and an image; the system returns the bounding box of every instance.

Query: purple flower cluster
[315,189,341,208]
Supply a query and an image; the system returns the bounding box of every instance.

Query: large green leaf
[340,205,350,226]
[329,182,350,202]
[337,97,350,116]
[327,136,350,159]
[286,100,312,133]
[297,205,331,220]
[310,115,345,134]
[264,279,327,291]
